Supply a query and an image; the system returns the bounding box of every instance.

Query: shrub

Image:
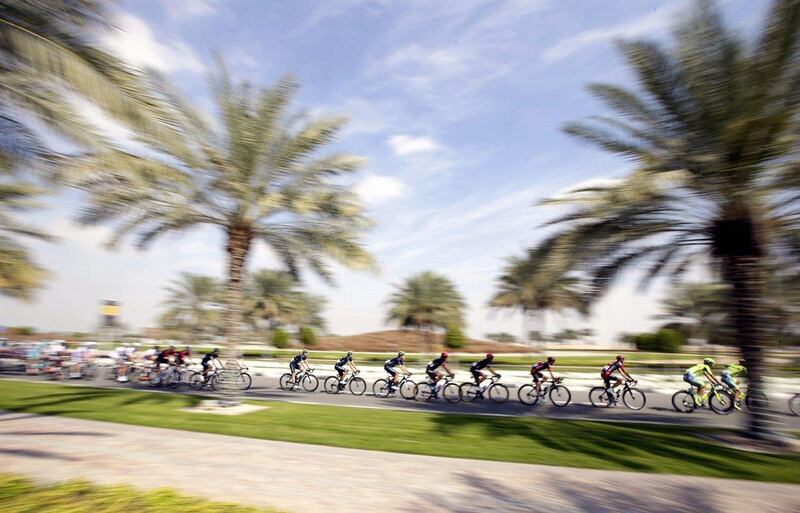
[633,328,686,353]
[485,332,516,343]
[298,326,317,347]
[444,325,467,349]
[271,329,290,349]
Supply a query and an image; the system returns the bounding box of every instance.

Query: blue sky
[0,0,771,342]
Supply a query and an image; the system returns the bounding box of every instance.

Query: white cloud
[165,0,218,19]
[104,12,205,74]
[387,134,442,156]
[543,2,686,63]
[355,174,411,204]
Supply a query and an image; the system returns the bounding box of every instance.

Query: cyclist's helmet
[704,358,716,366]
[547,356,556,364]
[616,354,624,362]
[486,353,494,360]
[347,351,353,356]
[398,351,405,357]
[184,346,191,354]
[302,349,309,355]
[441,351,449,358]
[212,348,220,355]
[738,359,747,366]
[169,345,175,351]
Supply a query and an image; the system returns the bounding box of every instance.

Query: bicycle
[415,374,461,403]
[373,373,417,399]
[720,384,769,411]
[518,376,571,406]
[460,375,509,404]
[323,370,366,395]
[671,383,734,414]
[789,393,799,416]
[589,380,646,410]
[279,368,319,392]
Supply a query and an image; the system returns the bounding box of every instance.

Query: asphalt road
[6,371,800,431]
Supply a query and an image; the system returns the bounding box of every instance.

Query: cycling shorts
[470,368,483,381]
[384,364,397,377]
[683,371,704,388]
[532,371,544,383]
[335,365,346,377]
[602,373,619,387]
[289,362,301,372]
[426,368,440,380]
[721,372,738,391]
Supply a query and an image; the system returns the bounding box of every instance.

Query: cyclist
[201,348,220,382]
[175,346,191,367]
[722,359,748,408]
[155,345,175,371]
[335,351,358,387]
[384,351,410,390]
[426,351,454,384]
[600,354,634,392]
[531,356,557,394]
[683,358,722,405]
[289,349,310,385]
[470,353,499,385]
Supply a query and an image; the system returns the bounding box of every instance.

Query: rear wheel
[672,391,695,413]
[709,389,734,415]
[745,390,768,411]
[517,384,538,405]
[549,385,571,407]
[460,383,479,402]
[416,382,434,401]
[488,383,509,404]
[279,373,294,390]
[349,377,366,396]
[324,376,339,394]
[399,380,417,400]
[301,374,318,392]
[622,388,646,410]
[373,379,391,398]
[589,386,612,408]
[442,383,461,403]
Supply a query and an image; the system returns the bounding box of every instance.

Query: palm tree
[245,269,326,332]
[386,271,465,350]
[159,273,223,341]
[71,62,374,380]
[490,246,588,345]
[533,0,800,439]
[658,282,734,344]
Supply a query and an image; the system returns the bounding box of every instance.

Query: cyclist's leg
[721,372,740,401]
[683,371,703,404]
[385,365,397,387]
[471,369,482,385]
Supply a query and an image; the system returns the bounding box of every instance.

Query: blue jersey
[336,355,352,367]
[385,356,404,367]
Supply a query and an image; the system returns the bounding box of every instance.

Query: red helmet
[616,354,624,362]
[441,352,449,358]
[486,353,494,360]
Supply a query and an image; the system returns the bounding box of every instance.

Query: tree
[490,246,588,344]
[271,328,290,349]
[159,273,223,341]
[444,325,467,349]
[386,271,466,350]
[245,269,326,331]
[658,282,734,344]
[71,62,374,382]
[298,326,317,347]
[532,0,800,439]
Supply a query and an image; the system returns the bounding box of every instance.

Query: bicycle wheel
[349,377,366,396]
[373,379,391,398]
[209,373,221,391]
[81,364,97,379]
[324,376,339,394]
[400,380,417,400]
[589,386,613,408]
[237,372,252,390]
[442,383,461,403]
[301,374,318,392]
[709,389,734,415]
[488,383,509,404]
[165,370,181,389]
[788,393,800,416]
[147,369,162,387]
[623,388,646,410]
[460,382,480,402]
[517,384,539,405]
[549,385,571,407]
[188,372,204,390]
[279,373,294,390]
[416,382,434,401]
[672,391,695,413]
[745,390,768,411]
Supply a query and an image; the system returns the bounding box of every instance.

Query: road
[1,412,798,513]
[6,371,800,431]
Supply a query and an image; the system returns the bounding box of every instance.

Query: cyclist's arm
[705,370,720,385]
[620,367,633,380]
[302,360,310,371]
[399,365,410,374]
[547,368,556,380]
[442,363,453,375]
[348,362,358,372]
[488,365,499,376]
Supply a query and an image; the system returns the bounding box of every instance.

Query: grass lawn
[1,379,798,484]
[0,474,282,512]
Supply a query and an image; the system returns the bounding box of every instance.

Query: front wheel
[517,384,539,405]
[349,377,366,396]
[399,380,417,400]
[460,383,479,402]
[442,383,461,403]
[589,386,612,408]
[279,373,294,390]
[709,389,734,415]
[549,385,571,407]
[324,376,339,394]
[745,391,768,411]
[488,383,509,404]
[789,393,800,416]
[301,374,318,392]
[672,391,695,413]
[238,372,253,391]
[623,388,646,410]
[373,379,391,398]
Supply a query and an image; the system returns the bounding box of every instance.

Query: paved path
[0,412,798,513]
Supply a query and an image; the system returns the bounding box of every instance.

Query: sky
[0,0,772,343]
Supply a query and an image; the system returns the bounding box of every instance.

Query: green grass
[0,474,282,512]
[1,379,798,483]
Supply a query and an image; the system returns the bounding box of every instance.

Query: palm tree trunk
[222,224,252,405]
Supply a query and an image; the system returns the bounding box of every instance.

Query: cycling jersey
[471,357,492,371]
[686,363,711,377]
[427,357,446,371]
[201,353,217,365]
[601,361,623,378]
[291,353,307,365]
[385,356,404,367]
[724,364,747,378]
[336,355,352,367]
[531,361,551,374]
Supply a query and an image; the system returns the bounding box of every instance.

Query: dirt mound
[316,329,532,353]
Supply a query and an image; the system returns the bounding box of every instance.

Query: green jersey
[687,363,711,377]
[724,364,747,378]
